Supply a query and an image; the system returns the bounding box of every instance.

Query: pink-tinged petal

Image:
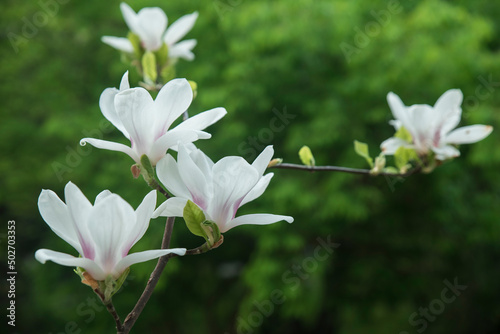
[120,2,139,34]
[154,79,193,135]
[35,249,106,281]
[121,190,156,254]
[101,36,134,53]
[64,182,95,259]
[152,197,188,218]
[149,129,207,165]
[432,145,460,161]
[380,137,410,155]
[38,189,82,255]
[174,107,227,133]
[168,39,197,60]
[209,158,260,225]
[87,194,135,276]
[177,144,211,208]
[222,214,294,233]
[189,148,214,181]
[164,12,199,45]
[80,138,139,163]
[135,7,167,51]
[240,173,274,207]
[444,125,493,145]
[252,145,274,176]
[156,154,191,198]
[99,86,130,139]
[387,92,413,134]
[114,248,186,277]
[407,104,434,151]
[115,87,155,156]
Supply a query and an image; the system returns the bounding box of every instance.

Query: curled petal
[35,249,106,281]
[168,39,197,60]
[152,197,188,218]
[156,155,191,199]
[174,107,227,133]
[240,173,274,207]
[114,248,186,277]
[252,145,274,176]
[223,214,294,233]
[80,138,139,163]
[432,145,460,160]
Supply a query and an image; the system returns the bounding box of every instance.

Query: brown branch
[105,300,124,332]
[119,217,175,334]
[269,163,419,177]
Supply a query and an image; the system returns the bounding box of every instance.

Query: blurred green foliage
[2,0,500,333]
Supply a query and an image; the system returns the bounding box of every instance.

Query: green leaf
[394,146,418,171]
[127,32,143,59]
[142,51,157,83]
[183,200,207,238]
[155,43,169,67]
[353,140,373,168]
[394,126,412,143]
[299,146,315,166]
[201,220,221,248]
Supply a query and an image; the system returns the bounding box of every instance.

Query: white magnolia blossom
[381,89,493,160]
[102,2,199,60]
[80,72,226,166]
[153,144,294,233]
[35,182,186,281]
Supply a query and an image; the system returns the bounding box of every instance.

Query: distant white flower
[102,2,199,60]
[381,89,493,160]
[153,144,294,233]
[80,72,226,166]
[35,182,186,281]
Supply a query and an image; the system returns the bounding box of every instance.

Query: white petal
[156,154,191,198]
[174,107,227,133]
[64,182,94,259]
[209,158,260,225]
[407,104,434,150]
[120,2,139,35]
[380,137,409,155]
[119,71,130,90]
[432,145,460,160]
[153,197,188,218]
[35,249,106,281]
[168,39,197,60]
[80,138,139,163]
[164,12,198,45]
[444,125,493,145]
[95,190,112,205]
[153,78,193,136]
[88,194,135,275]
[252,145,274,176]
[99,87,130,139]
[387,92,413,133]
[115,87,155,156]
[114,248,186,277]
[177,144,211,209]
[38,189,82,254]
[434,89,463,134]
[148,129,206,165]
[135,7,167,51]
[240,173,274,207]
[120,190,156,254]
[222,214,294,233]
[101,36,134,53]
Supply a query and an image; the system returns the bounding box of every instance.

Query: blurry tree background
[2,0,500,333]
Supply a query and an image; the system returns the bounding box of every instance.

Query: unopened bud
[268,158,283,168]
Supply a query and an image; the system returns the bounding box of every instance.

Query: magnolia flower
[102,2,199,60]
[381,89,493,160]
[35,182,186,281]
[80,72,226,166]
[154,144,294,233]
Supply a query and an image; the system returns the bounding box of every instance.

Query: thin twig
[120,217,175,334]
[105,300,124,332]
[149,178,171,199]
[269,163,419,177]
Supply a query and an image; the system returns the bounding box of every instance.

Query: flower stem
[94,288,124,333]
[120,217,175,334]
